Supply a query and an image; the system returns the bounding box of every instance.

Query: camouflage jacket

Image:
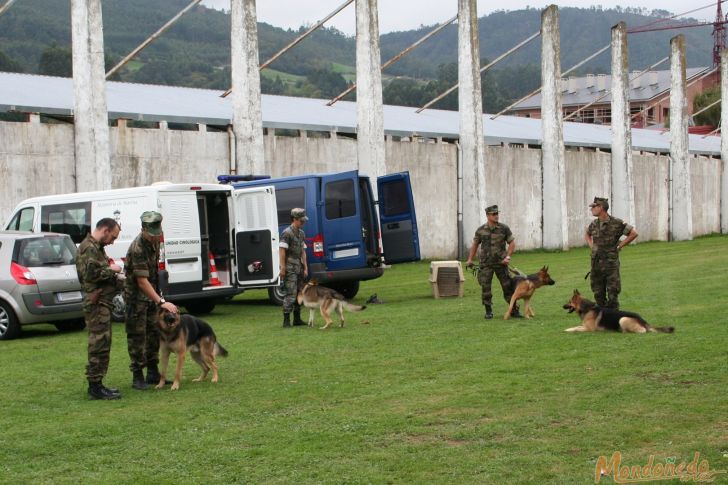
[124,232,160,302]
[76,234,118,308]
[280,225,306,266]
[473,222,514,265]
[587,216,633,259]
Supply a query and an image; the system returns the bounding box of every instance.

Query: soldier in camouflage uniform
[466,205,522,319]
[124,211,178,390]
[279,208,309,327]
[584,197,638,309]
[76,218,123,400]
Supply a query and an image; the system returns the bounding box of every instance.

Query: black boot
[282,312,291,327]
[292,308,306,326]
[510,306,524,319]
[132,370,148,390]
[484,305,493,319]
[145,363,171,385]
[102,384,121,397]
[88,382,121,400]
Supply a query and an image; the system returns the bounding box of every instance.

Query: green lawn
[1,236,727,483]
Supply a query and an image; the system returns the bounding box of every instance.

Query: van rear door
[232,185,279,287]
[321,171,367,271]
[158,192,203,286]
[377,172,421,263]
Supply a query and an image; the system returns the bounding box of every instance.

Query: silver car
[0,231,85,340]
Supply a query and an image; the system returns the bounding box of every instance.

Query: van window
[325,180,356,220]
[276,187,305,225]
[7,207,35,231]
[16,235,77,267]
[41,202,92,244]
[380,179,410,216]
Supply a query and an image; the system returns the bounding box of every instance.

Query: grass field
[1,235,727,483]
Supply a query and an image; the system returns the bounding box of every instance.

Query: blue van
[219,170,420,304]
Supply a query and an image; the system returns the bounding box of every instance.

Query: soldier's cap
[589,197,609,210]
[291,208,308,222]
[485,205,499,214]
[140,211,163,235]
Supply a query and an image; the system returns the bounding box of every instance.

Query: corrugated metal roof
[512,67,710,109]
[0,71,720,155]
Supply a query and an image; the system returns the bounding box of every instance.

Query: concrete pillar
[458,0,486,251]
[70,0,111,191]
[540,5,568,249]
[231,0,265,175]
[610,22,635,224]
[355,0,386,196]
[721,49,728,233]
[669,34,692,241]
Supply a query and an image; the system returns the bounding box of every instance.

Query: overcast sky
[201,1,717,35]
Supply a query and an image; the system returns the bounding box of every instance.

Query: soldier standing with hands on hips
[76,218,123,400]
[279,208,309,327]
[124,211,178,390]
[584,197,638,310]
[466,205,522,319]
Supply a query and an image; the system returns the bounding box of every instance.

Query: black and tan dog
[503,266,556,320]
[297,281,366,329]
[563,289,675,333]
[156,310,229,390]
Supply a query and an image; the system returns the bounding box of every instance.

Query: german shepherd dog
[156,310,229,390]
[562,289,675,333]
[297,281,366,329]
[503,266,556,320]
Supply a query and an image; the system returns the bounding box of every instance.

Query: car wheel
[185,299,216,315]
[111,293,126,322]
[54,319,86,333]
[267,285,285,306]
[0,301,21,340]
[334,281,360,300]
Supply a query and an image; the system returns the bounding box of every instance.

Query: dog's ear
[573,289,580,296]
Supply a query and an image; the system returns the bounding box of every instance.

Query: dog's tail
[215,342,229,357]
[343,302,366,312]
[650,326,675,334]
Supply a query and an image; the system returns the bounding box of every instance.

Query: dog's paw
[170,382,180,390]
[155,382,165,389]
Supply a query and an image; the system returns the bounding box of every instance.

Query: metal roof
[512,67,710,109]
[0,71,720,155]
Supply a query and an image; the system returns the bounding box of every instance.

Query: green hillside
[0,1,715,112]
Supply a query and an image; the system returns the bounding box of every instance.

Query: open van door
[377,172,421,263]
[232,185,279,287]
[321,171,368,271]
[158,192,203,287]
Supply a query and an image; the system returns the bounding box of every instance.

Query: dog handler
[124,211,178,390]
[279,208,309,327]
[466,205,522,319]
[584,197,638,309]
[76,218,123,400]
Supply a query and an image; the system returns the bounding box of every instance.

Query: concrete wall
[1,119,724,259]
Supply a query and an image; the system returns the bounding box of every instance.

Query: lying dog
[563,289,674,333]
[503,266,556,320]
[297,281,366,329]
[156,310,229,390]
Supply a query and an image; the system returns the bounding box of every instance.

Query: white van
[4,183,280,315]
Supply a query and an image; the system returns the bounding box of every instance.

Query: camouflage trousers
[282,261,305,313]
[84,303,112,384]
[478,263,514,307]
[590,256,621,309]
[125,298,160,372]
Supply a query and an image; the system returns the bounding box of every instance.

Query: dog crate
[429,261,465,298]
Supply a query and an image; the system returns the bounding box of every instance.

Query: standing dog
[562,289,675,333]
[156,310,228,390]
[503,266,556,320]
[297,281,366,329]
